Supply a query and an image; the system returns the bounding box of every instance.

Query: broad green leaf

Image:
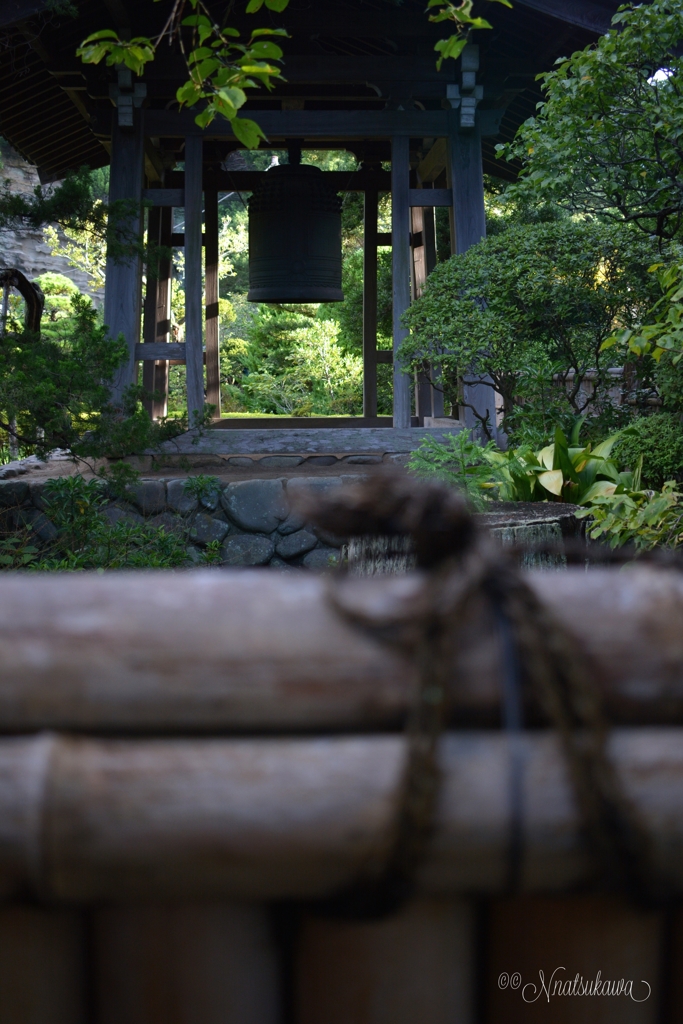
[248,40,283,59]
[265,0,289,10]
[245,0,265,10]
[538,469,564,496]
[538,443,554,470]
[580,480,618,504]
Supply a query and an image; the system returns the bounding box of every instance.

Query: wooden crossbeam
[135,343,186,361]
[142,188,451,209]
[145,109,450,139]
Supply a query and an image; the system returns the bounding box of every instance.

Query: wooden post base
[0,907,86,1024]
[296,898,474,1024]
[94,903,279,1024]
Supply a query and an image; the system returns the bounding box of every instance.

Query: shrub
[614,413,683,490]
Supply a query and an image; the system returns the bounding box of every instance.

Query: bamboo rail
[0,567,680,730]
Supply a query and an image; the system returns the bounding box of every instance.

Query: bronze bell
[247,148,343,303]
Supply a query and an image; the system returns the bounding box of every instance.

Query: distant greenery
[400,221,661,445]
[0,289,186,464]
[498,0,683,242]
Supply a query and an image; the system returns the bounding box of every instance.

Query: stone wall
[0,474,364,570]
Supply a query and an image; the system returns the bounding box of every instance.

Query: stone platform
[149,425,462,471]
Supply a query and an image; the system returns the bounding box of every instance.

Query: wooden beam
[409,188,452,207]
[514,0,613,33]
[417,139,447,184]
[142,182,446,209]
[392,135,412,430]
[135,343,186,361]
[144,188,184,207]
[184,136,205,419]
[363,190,378,419]
[204,189,221,419]
[104,112,144,406]
[145,110,450,140]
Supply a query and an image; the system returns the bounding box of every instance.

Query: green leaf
[250,27,288,36]
[247,40,283,59]
[177,81,203,105]
[538,468,564,496]
[264,0,289,10]
[80,29,120,42]
[245,0,265,10]
[434,36,468,68]
[581,479,618,504]
[230,115,267,148]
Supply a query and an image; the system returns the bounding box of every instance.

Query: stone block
[285,477,344,532]
[343,455,383,464]
[29,480,51,511]
[222,479,287,533]
[276,529,318,560]
[286,477,343,499]
[148,512,186,536]
[185,545,203,565]
[304,456,338,467]
[167,479,198,514]
[303,546,342,570]
[127,480,166,516]
[15,507,58,543]
[258,456,304,468]
[199,487,221,511]
[277,510,306,536]
[189,513,230,547]
[312,525,345,548]
[227,457,254,467]
[0,480,29,507]
[220,533,275,566]
[103,504,144,527]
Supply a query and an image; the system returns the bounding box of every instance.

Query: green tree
[400,221,661,444]
[499,0,683,242]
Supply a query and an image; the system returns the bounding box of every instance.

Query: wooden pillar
[0,907,86,1024]
[391,135,412,429]
[104,113,144,406]
[184,136,205,421]
[411,204,432,422]
[94,903,280,1024]
[445,113,485,256]
[154,205,172,418]
[142,207,172,419]
[446,113,499,439]
[296,898,475,1024]
[363,189,378,419]
[204,189,221,419]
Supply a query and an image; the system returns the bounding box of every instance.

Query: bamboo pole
[0,568,680,730]
[0,729,681,901]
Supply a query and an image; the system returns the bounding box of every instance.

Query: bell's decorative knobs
[247,151,343,303]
